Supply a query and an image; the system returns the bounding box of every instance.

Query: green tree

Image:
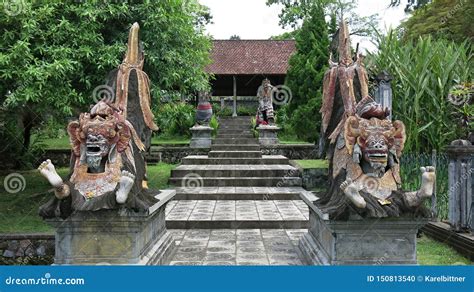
[0,0,211,166]
[401,0,473,43]
[284,4,329,142]
[390,0,432,12]
[266,0,378,37]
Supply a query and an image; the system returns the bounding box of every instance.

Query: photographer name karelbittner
[424,275,466,282]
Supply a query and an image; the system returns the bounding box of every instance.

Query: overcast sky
[199,0,409,52]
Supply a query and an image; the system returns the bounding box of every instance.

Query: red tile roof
[206,40,296,75]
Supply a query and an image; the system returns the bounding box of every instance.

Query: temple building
[206,40,295,98]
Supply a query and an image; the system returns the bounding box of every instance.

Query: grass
[280,140,312,145]
[0,163,176,233]
[42,136,190,149]
[417,234,471,265]
[294,159,329,169]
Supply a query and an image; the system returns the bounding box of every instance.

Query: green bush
[368,31,473,152]
[237,105,256,116]
[209,115,219,136]
[154,102,195,137]
[288,97,321,143]
[215,107,233,117]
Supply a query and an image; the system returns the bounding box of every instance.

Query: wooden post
[232,75,237,117]
[431,149,438,219]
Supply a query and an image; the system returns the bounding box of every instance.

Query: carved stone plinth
[299,192,428,265]
[258,125,280,145]
[190,125,212,148]
[446,140,474,232]
[47,190,176,265]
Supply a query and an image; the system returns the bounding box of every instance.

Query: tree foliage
[266,0,378,37]
[401,0,473,43]
[0,0,212,165]
[368,31,472,152]
[390,0,432,12]
[284,4,329,142]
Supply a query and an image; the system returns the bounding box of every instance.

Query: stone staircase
[166,116,309,230]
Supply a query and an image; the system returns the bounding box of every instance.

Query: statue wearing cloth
[38,23,159,218]
[256,78,275,126]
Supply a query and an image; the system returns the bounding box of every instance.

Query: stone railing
[42,144,319,166]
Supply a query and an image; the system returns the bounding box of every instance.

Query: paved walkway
[166,116,309,265]
[168,229,307,265]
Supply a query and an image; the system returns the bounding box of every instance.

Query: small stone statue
[38,23,158,218]
[256,78,275,126]
[317,21,436,219]
[195,91,213,126]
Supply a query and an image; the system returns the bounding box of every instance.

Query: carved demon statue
[317,21,436,219]
[38,23,158,218]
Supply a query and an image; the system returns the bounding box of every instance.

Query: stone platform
[168,229,307,265]
[166,200,308,229]
[47,190,177,265]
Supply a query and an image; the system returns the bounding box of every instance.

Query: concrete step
[169,176,302,187]
[166,200,309,229]
[208,151,262,158]
[181,155,290,165]
[213,138,257,145]
[171,165,298,178]
[216,134,254,139]
[217,129,251,134]
[211,144,260,151]
[174,186,305,200]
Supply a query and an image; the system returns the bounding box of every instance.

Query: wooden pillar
[232,75,237,117]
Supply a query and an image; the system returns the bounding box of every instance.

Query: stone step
[217,129,251,134]
[169,176,302,187]
[174,186,305,200]
[166,200,309,229]
[171,165,298,178]
[181,155,290,165]
[211,144,260,151]
[168,228,307,266]
[216,134,254,139]
[208,151,262,158]
[213,138,257,145]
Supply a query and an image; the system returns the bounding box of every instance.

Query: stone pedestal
[190,125,212,148]
[299,192,428,265]
[47,190,176,265]
[258,125,280,145]
[446,140,474,232]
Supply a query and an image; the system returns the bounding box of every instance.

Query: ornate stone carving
[317,21,436,219]
[38,23,159,218]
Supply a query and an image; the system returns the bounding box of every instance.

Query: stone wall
[0,233,54,265]
[43,144,319,166]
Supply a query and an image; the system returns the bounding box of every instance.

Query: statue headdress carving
[316,20,436,219]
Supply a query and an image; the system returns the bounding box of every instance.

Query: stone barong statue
[317,21,436,219]
[256,78,275,126]
[38,23,158,218]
